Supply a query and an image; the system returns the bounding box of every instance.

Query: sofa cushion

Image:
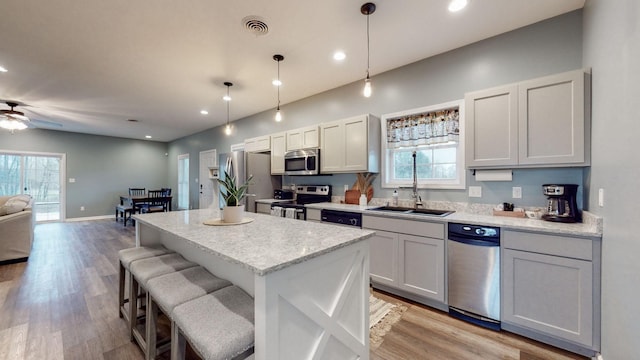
[0,195,32,216]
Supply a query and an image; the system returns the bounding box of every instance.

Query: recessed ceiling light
[200,110,209,115]
[0,66,7,72]
[145,135,152,139]
[448,0,468,12]
[272,79,282,86]
[333,51,346,61]
[222,95,231,101]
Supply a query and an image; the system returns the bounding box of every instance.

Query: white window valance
[385,106,460,148]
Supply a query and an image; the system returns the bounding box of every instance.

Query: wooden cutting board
[345,190,361,204]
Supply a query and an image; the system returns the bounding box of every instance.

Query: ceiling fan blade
[30,118,63,128]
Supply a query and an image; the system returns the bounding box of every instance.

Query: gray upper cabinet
[320,114,380,174]
[465,69,590,169]
[465,84,519,167]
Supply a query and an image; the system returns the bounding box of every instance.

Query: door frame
[0,149,67,222]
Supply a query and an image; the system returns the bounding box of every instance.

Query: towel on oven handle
[285,208,296,219]
[271,206,283,217]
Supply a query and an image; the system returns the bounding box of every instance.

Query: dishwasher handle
[448,234,499,247]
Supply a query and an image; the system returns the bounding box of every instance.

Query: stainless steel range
[270,185,331,220]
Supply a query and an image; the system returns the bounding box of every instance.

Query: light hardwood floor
[0,220,588,360]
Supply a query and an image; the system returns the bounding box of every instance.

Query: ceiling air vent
[242,16,269,36]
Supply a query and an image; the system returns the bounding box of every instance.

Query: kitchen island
[133,209,374,360]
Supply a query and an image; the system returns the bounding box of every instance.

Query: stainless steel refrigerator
[218,151,281,212]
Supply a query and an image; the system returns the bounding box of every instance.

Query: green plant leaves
[216,170,254,207]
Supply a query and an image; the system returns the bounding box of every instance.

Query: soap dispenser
[359,192,367,208]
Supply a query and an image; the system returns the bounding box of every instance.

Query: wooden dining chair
[142,190,167,213]
[129,188,146,196]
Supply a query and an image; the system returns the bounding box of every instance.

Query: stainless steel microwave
[284,149,320,175]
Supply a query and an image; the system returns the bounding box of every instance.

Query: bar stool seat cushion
[173,286,255,360]
[147,266,232,315]
[119,246,172,270]
[129,253,197,287]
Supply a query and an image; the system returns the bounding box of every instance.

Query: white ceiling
[0,0,584,142]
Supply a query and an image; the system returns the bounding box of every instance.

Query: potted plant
[217,170,253,223]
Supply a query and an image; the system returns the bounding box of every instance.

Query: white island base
[135,210,372,360]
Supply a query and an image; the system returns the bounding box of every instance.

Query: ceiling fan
[0,101,63,133]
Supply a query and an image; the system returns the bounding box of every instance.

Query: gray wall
[0,129,168,218]
[170,10,586,210]
[583,1,640,358]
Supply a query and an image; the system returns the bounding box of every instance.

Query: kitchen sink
[369,206,454,217]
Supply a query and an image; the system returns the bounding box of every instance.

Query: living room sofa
[0,195,35,263]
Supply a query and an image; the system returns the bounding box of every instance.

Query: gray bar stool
[144,266,232,360]
[118,246,173,322]
[171,285,255,360]
[129,253,198,353]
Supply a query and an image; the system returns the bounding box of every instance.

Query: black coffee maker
[542,184,580,223]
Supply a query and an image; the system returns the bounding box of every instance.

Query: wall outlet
[512,187,522,199]
[469,186,482,198]
[80,206,85,211]
[344,184,349,192]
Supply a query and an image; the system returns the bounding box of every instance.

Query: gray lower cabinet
[256,202,271,214]
[502,230,600,356]
[306,208,321,222]
[364,215,445,304]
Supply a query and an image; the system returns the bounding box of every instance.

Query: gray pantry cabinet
[501,230,601,356]
[465,69,590,168]
[363,215,446,308]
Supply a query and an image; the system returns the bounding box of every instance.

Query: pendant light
[223,82,233,135]
[273,54,284,122]
[361,2,376,98]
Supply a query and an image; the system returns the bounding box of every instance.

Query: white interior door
[199,149,217,209]
[177,154,189,210]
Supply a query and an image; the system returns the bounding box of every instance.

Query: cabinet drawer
[363,215,444,239]
[503,230,593,261]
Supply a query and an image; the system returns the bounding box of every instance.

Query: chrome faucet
[412,151,423,209]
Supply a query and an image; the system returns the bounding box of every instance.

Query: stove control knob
[350,218,357,226]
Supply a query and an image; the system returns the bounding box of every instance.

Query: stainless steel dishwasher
[447,222,501,330]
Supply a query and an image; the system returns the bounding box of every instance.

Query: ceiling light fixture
[0,66,7,72]
[223,82,233,135]
[145,135,152,139]
[361,3,376,98]
[333,51,346,61]
[0,102,30,133]
[200,110,209,115]
[273,54,284,122]
[448,0,468,12]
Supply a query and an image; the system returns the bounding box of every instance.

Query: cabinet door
[245,136,271,153]
[270,132,286,175]
[465,85,519,167]
[368,230,399,287]
[398,234,445,302]
[286,125,320,151]
[518,70,587,166]
[306,208,321,222]
[320,120,344,172]
[256,202,271,214]
[343,115,369,172]
[503,249,593,347]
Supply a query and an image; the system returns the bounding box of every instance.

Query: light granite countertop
[305,202,602,238]
[133,208,375,276]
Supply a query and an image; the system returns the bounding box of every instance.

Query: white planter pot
[222,205,245,223]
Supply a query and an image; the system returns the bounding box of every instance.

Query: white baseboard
[64,215,114,222]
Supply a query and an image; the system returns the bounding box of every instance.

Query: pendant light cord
[277,60,281,110]
[366,13,370,78]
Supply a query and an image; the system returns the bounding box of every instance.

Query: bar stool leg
[119,261,126,318]
[171,321,186,360]
[128,274,139,342]
[146,293,159,360]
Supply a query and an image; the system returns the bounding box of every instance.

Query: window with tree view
[381,100,465,189]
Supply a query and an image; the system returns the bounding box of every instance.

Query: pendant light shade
[223,82,233,135]
[361,3,376,98]
[273,54,284,122]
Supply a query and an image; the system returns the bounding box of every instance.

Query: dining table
[119,194,173,212]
